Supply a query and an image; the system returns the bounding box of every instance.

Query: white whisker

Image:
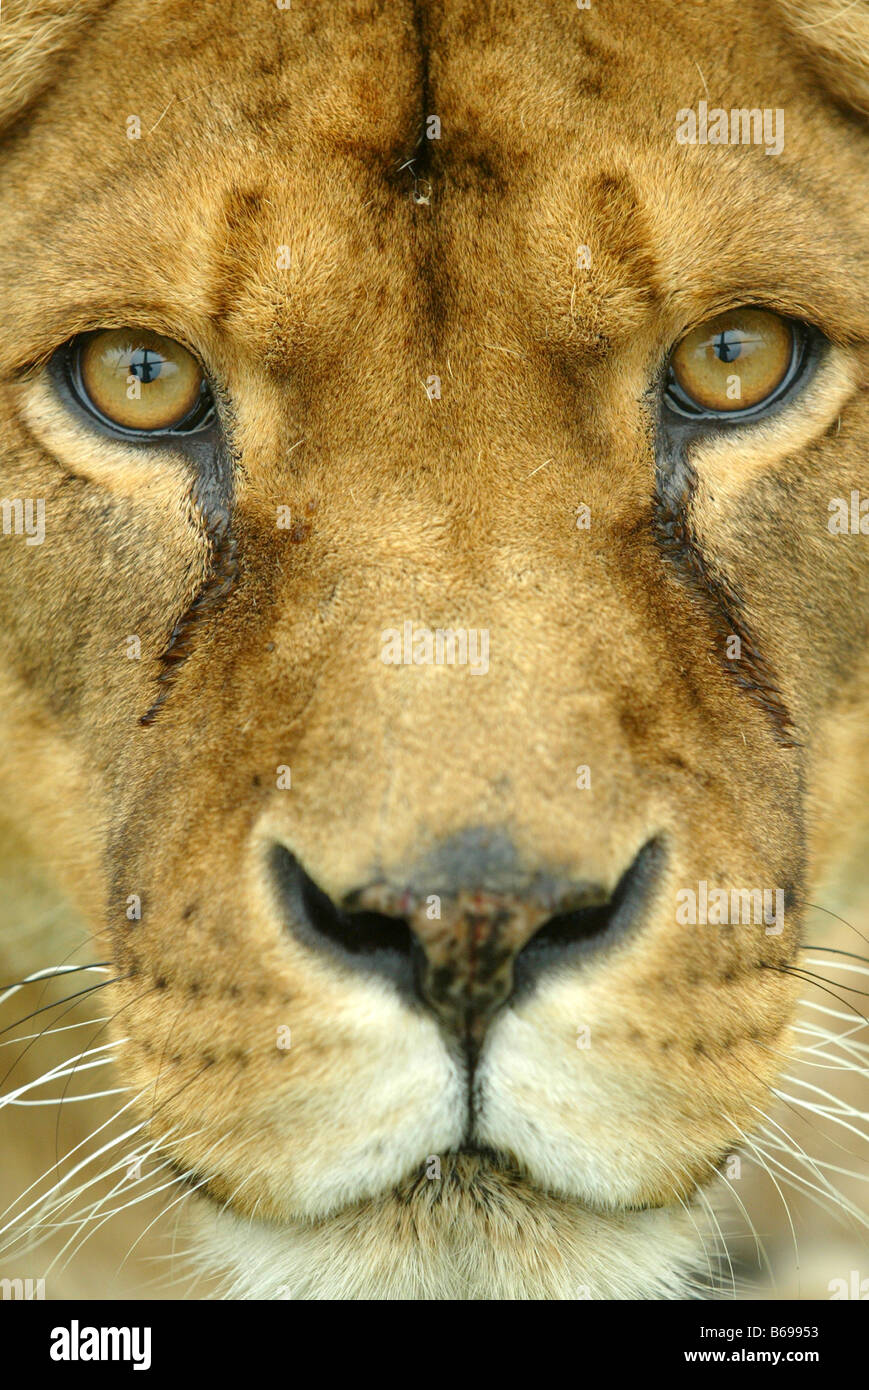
[116,1131,229,1275]
[751,1136,867,1230]
[0,1041,126,1106]
[0,1100,150,1241]
[47,1127,211,1275]
[798,999,868,1028]
[707,1161,771,1280]
[0,964,111,1009]
[777,1072,869,1119]
[726,1117,800,1279]
[10,1088,132,1105]
[0,1017,110,1048]
[694,1182,736,1297]
[772,1090,869,1145]
[803,957,869,979]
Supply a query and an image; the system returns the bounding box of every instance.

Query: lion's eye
[666,309,801,417]
[66,329,214,434]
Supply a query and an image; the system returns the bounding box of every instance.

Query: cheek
[682,346,857,509]
[475,931,798,1208]
[0,386,213,748]
[113,967,468,1221]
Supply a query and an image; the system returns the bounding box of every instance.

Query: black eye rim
[60,331,217,439]
[663,312,818,424]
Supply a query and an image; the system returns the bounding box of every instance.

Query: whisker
[726,1116,800,1281]
[715,1039,864,1178]
[804,902,869,950]
[0,1086,147,1229]
[705,1159,771,1279]
[49,1126,212,1275]
[799,999,868,1026]
[0,1016,111,1048]
[762,965,869,1021]
[24,1126,187,1234]
[673,1188,716,1291]
[780,965,869,998]
[801,946,869,963]
[0,977,123,1042]
[776,1072,869,1119]
[758,1132,869,1187]
[751,1134,867,1231]
[795,1017,869,1049]
[4,1124,184,1260]
[0,963,112,1006]
[694,1182,736,1297]
[753,1105,866,1208]
[11,1088,132,1105]
[116,1132,229,1275]
[772,1089,869,1146]
[0,1043,125,1106]
[794,1025,869,1068]
[802,957,869,980]
[0,1098,150,1241]
[49,1170,185,1275]
[51,984,159,1172]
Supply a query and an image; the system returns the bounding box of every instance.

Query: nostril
[271,845,419,995]
[271,836,665,1031]
[513,838,664,994]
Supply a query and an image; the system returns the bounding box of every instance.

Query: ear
[0,0,113,136]
[777,0,869,118]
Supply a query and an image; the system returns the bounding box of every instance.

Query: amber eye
[67,329,214,434]
[667,309,799,416]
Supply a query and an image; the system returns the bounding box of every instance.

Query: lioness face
[0,0,866,1298]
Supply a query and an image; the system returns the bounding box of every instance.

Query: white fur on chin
[189,1156,704,1300]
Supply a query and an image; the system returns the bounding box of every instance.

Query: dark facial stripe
[139,437,237,728]
[652,467,798,749]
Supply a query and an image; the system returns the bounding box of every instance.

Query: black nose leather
[272,832,662,1046]
[347,880,604,1042]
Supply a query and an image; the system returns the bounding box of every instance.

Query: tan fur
[778,0,869,118]
[0,0,866,1299]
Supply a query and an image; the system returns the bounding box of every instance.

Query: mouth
[165,1141,669,1223]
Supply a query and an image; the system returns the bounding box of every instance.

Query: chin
[188,1153,703,1301]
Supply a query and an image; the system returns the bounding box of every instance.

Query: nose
[271,831,661,1046]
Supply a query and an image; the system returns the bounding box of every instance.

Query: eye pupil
[712,330,742,364]
[128,347,167,385]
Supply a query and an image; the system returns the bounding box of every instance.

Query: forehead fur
[0,0,867,414]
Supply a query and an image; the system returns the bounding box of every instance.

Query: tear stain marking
[653,472,798,749]
[139,516,238,727]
